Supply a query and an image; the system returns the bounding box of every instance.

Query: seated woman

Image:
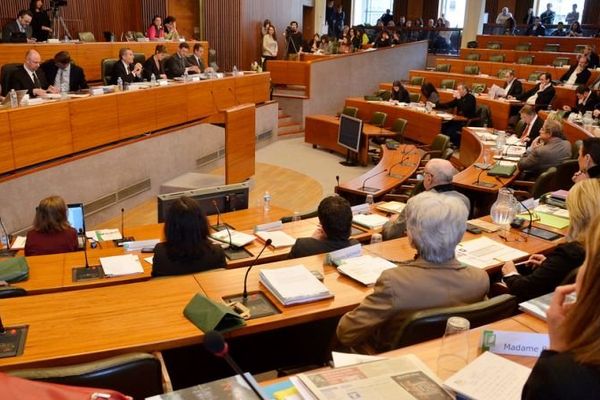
[142,44,168,81]
[389,80,410,103]
[163,16,180,41]
[502,179,600,302]
[522,214,600,398]
[307,33,320,53]
[146,15,165,40]
[568,21,583,37]
[25,195,78,256]
[420,82,440,106]
[152,196,226,277]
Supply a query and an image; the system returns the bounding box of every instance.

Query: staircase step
[278,124,303,135]
[278,129,305,137]
[278,117,294,126]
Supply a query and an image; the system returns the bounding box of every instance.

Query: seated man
[2,9,34,43]
[288,196,359,259]
[517,119,572,179]
[336,191,489,353]
[188,43,213,74]
[562,85,599,116]
[525,17,545,36]
[40,51,88,93]
[110,48,143,85]
[164,42,200,79]
[560,55,591,86]
[7,49,58,97]
[518,105,543,146]
[382,159,470,240]
[501,69,522,98]
[439,83,477,146]
[573,137,600,182]
[516,72,555,110]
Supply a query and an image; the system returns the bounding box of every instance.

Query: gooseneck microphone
[388,147,415,177]
[115,208,135,246]
[72,230,104,281]
[204,331,266,399]
[212,200,227,232]
[361,169,388,192]
[242,239,272,301]
[336,175,340,187]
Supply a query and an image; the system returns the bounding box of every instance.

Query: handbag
[183,293,246,333]
[0,256,29,283]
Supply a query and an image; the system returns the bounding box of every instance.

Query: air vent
[84,193,118,216]
[196,150,223,167]
[117,178,151,201]
[258,130,273,141]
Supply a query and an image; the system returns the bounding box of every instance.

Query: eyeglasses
[498,231,528,243]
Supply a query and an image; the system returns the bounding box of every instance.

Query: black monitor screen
[338,114,363,153]
[67,203,86,235]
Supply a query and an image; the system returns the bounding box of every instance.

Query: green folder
[183,293,246,333]
[518,212,570,230]
[487,164,517,177]
[0,256,29,283]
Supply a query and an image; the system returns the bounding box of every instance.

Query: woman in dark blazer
[389,80,410,103]
[25,195,78,256]
[29,0,51,42]
[142,44,168,81]
[151,196,226,277]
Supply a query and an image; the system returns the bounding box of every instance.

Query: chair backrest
[572,140,582,159]
[364,95,382,101]
[528,71,543,81]
[388,294,517,349]
[408,92,421,102]
[410,76,424,86]
[10,353,163,400]
[465,53,480,61]
[574,44,586,53]
[486,42,502,49]
[1,63,20,96]
[101,58,118,85]
[553,159,579,192]
[133,53,146,65]
[391,118,407,136]
[376,90,392,101]
[471,82,486,94]
[489,54,505,62]
[515,43,531,51]
[544,43,560,52]
[517,55,534,65]
[552,57,570,67]
[281,209,318,223]
[0,286,27,298]
[369,111,387,127]
[514,119,527,137]
[496,68,513,78]
[442,147,454,160]
[78,31,96,42]
[341,106,358,118]
[440,79,455,90]
[134,32,146,39]
[464,65,480,75]
[478,104,491,126]
[531,167,558,198]
[430,133,450,152]
[435,64,451,72]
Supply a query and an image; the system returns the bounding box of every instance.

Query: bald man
[382,159,471,241]
[8,49,58,97]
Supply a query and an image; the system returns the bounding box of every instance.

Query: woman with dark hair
[308,33,320,53]
[421,82,440,106]
[151,196,226,277]
[25,195,78,256]
[261,19,272,36]
[390,80,410,103]
[147,15,165,40]
[349,28,361,51]
[29,0,51,42]
[568,21,583,37]
[374,31,391,48]
[262,25,278,69]
[163,16,180,41]
[142,44,168,81]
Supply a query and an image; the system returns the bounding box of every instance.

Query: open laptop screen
[67,203,85,235]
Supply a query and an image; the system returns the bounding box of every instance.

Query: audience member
[332,5,345,38]
[261,19,272,37]
[325,0,335,37]
[142,44,168,81]
[262,25,278,69]
[283,21,303,60]
[439,83,477,145]
[146,15,165,40]
[2,9,34,43]
[563,85,599,116]
[380,9,393,26]
[307,33,320,53]
[502,69,523,98]
[539,3,555,25]
[288,196,358,259]
[560,55,591,86]
[551,22,568,37]
[349,28,361,51]
[495,7,513,25]
[373,31,391,48]
[582,45,599,69]
[389,80,409,103]
[337,191,488,353]
[518,105,543,146]
[152,197,225,277]
[40,51,88,93]
[526,17,546,36]
[163,16,180,41]
[517,119,571,179]
[516,72,555,109]
[382,159,470,240]
[420,82,440,106]
[29,0,51,42]
[8,49,57,97]
[568,21,583,37]
[522,215,600,398]
[523,8,535,25]
[502,179,600,302]
[25,195,78,256]
[110,47,143,84]
[164,42,199,79]
[565,3,580,25]
[573,138,600,182]
[502,14,516,35]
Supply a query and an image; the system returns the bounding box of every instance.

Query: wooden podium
[224,104,256,184]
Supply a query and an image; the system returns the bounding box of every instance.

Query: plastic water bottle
[263,191,271,212]
[183,69,189,81]
[495,130,506,154]
[61,81,69,98]
[9,89,18,108]
[117,77,123,91]
[150,73,156,85]
[232,65,238,76]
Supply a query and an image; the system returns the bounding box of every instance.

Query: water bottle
[183,69,189,81]
[232,65,238,76]
[117,77,123,92]
[61,81,69,98]
[495,130,506,154]
[150,73,156,85]
[263,191,271,212]
[9,89,18,108]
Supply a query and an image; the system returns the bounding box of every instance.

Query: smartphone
[466,224,482,234]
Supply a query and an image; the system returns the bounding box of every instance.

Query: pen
[514,260,530,267]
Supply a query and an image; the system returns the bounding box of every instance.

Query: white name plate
[481,330,549,357]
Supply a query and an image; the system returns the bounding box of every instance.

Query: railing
[364,27,463,55]
[482,23,599,37]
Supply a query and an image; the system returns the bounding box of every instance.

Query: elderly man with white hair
[382,158,470,240]
[336,191,489,353]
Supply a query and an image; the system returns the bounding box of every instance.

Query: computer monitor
[67,203,86,235]
[337,114,363,153]
[157,182,250,223]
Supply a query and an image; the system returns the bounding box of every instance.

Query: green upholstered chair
[409,76,425,86]
[552,57,570,67]
[486,42,502,49]
[544,43,560,52]
[496,68,513,78]
[409,93,421,103]
[78,31,96,42]
[471,82,487,94]
[133,53,146,65]
[464,65,480,75]
[517,55,534,65]
[435,63,451,72]
[134,32,146,39]
[574,44,586,53]
[1,63,20,96]
[489,54,505,62]
[390,118,408,142]
[369,111,387,128]
[422,134,451,159]
[364,95,382,101]
[515,43,531,51]
[101,58,118,85]
[465,53,480,61]
[514,119,527,137]
[527,71,543,81]
[467,104,491,127]
[341,106,358,118]
[376,90,392,101]
[440,79,456,90]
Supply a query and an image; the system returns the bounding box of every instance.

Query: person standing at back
[29,0,51,42]
[262,25,278,70]
[25,196,79,256]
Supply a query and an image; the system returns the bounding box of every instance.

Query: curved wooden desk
[460,48,579,66]
[476,35,600,53]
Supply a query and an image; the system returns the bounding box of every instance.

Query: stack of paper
[519,291,576,321]
[376,201,406,214]
[122,239,160,252]
[259,265,333,306]
[331,351,386,368]
[210,229,256,247]
[10,236,26,250]
[255,230,296,248]
[326,243,362,266]
[467,219,500,233]
[86,229,122,241]
[455,237,528,269]
[99,254,144,276]
[336,255,396,286]
[352,213,389,228]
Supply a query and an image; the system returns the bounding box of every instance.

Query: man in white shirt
[495,7,513,25]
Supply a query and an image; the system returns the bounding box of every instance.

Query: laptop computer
[67,203,86,249]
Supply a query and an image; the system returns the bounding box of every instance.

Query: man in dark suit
[502,69,523,98]
[164,42,200,79]
[110,48,143,85]
[526,17,545,36]
[518,119,571,179]
[188,43,214,74]
[563,85,600,116]
[560,55,591,86]
[518,105,543,146]
[583,45,599,69]
[2,9,34,43]
[439,83,477,146]
[7,49,58,97]
[40,51,88,93]
[517,72,555,110]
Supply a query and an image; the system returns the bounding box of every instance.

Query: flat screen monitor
[157,182,250,223]
[67,203,86,235]
[337,114,363,153]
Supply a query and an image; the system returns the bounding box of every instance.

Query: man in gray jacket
[517,119,571,179]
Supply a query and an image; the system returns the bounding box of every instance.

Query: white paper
[352,213,389,228]
[327,243,363,266]
[376,201,406,214]
[337,255,396,286]
[100,254,144,276]
[481,330,549,357]
[455,237,528,269]
[259,265,332,305]
[122,239,160,252]
[331,351,386,368]
[86,229,122,241]
[255,230,296,248]
[144,256,153,265]
[210,229,255,247]
[10,236,26,250]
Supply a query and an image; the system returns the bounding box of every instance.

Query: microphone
[204,331,266,399]
[0,314,5,335]
[515,197,534,234]
[0,217,16,257]
[243,239,272,300]
[361,169,388,193]
[211,200,230,232]
[72,230,104,281]
[114,208,134,246]
[336,175,340,187]
[388,146,416,178]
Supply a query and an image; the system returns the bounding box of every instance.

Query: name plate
[481,330,549,357]
[91,88,104,96]
[254,220,283,232]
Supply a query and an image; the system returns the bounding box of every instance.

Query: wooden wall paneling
[203,0,242,72]
[141,0,168,35]
[394,0,408,20]
[155,85,189,129]
[77,43,114,83]
[9,103,73,169]
[70,96,120,152]
[0,111,15,174]
[117,90,157,139]
[422,0,439,20]
[225,104,255,184]
[167,0,200,40]
[583,0,600,25]
[514,0,533,25]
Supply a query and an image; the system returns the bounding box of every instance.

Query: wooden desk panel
[116,90,157,139]
[186,80,218,119]
[476,35,600,53]
[74,43,114,82]
[211,78,237,111]
[0,111,15,173]
[235,73,270,105]
[155,85,189,130]
[70,95,120,152]
[15,253,65,294]
[461,48,579,66]
[9,102,73,169]
[225,104,255,184]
